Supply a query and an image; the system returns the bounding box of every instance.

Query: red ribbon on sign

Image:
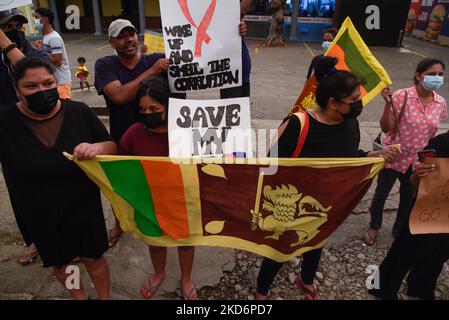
[178,0,217,57]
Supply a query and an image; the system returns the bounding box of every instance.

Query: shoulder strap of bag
[271,111,310,157]
[291,111,310,158]
[393,89,408,139]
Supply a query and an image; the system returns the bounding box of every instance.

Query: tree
[263,0,285,47]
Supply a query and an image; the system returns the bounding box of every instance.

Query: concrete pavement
[1,35,449,299]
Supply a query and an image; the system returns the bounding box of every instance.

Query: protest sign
[410,158,449,234]
[0,0,31,11]
[168,97,252,158]
[159,0,242,93]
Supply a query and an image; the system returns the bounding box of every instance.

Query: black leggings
[257,248,322,296]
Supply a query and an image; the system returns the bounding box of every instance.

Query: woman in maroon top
[119,75,197,300]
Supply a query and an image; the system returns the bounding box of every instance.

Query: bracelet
[1,43,18,55]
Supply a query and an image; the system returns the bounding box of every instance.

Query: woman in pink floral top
[364,58,447,245]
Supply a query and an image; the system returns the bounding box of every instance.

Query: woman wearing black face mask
[255,57,401,301]
[0,11,50,106]
[118,75,198,300]
[0,56,117,299]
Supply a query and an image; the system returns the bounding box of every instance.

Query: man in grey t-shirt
[34,7,72,99]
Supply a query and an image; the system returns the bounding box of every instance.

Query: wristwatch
[1,42,18,55]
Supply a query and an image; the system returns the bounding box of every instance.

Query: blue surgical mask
[322,41,332,52]
[34,19,44,31]
[421,75,444,91]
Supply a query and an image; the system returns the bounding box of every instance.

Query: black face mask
[138,112,165,129]
[5,30,26,48]
[23,88,59,115]
[339,99,363,120]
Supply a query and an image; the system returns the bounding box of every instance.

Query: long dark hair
[414,58,445,85]
[315,56,361,108]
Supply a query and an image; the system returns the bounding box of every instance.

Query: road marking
[255,47,259,55]
[302,42,316,57]
[399,47,427,58]
[96,44,111,51]
[65,36,94,46]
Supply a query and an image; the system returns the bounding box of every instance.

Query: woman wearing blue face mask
[364,58,447,247]
[306,27,338,80]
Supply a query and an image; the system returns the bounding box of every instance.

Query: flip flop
[19,246,38,265]
[140,278,163,299]
[363,229,377,246]
[182,286,198,300]
[108,229,123,248]
[295,276,319,300]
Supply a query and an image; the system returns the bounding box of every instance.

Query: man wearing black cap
[0,8,49,106]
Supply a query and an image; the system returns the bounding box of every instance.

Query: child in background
[76,57,91,91]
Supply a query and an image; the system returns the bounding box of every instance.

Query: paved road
[63,35,449,124]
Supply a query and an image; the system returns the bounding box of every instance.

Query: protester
[306,27,338,80]
[0,56,116,299]
[220,0,252,99]
[120,75,197,300]
[34,7,72,100]
[76,56,91,91]
[0,17,49,264]
[0,8,49,106]
[368,132,449,300]
[95,19,171,248]
[364,58,447,245]
[256,56,400,300]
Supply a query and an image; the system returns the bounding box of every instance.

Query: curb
[405,34,449,48]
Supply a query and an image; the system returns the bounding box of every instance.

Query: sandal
[295,276,319,300]
[363,229,377,246]
[19,245,38,265]
[140,277,163,299]
[182,286,198,300]
[108,229,123,248]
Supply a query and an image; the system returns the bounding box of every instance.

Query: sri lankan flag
[292,17,392,113]
[67,154,383,262]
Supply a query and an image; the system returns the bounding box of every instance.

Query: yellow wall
[102,0,122,16]
[65,0,85,16]
[39,0,49,8]
[145,0,160,17]
[17,4,36,35]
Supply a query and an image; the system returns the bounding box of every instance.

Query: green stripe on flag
[337,31,381,92]
[100,160,162,237]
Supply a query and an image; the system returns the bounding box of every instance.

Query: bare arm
[241,0,253,15]
[410,163,436,188]
[102,58,170,105]
[379,87,395,133]
[50,53,62,67]
[0,29,25,65]
[73,141,117,160]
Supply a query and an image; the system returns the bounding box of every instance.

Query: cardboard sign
[410,158,449,234]
[143,30,165,54]
[168,97,252,158]
[159,0,242,93]
[0,0,31,11]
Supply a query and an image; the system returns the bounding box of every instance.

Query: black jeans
[220,81,250,99]
[368,225,449,300]
[256,248,322,296]
[369,166,415,235]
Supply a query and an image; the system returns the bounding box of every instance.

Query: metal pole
[138,0,146,36]
[289,0,300,41]
[92,0,102,35]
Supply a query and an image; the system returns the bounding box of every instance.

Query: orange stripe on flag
[329,45,368,97]
[140,161,190,240]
